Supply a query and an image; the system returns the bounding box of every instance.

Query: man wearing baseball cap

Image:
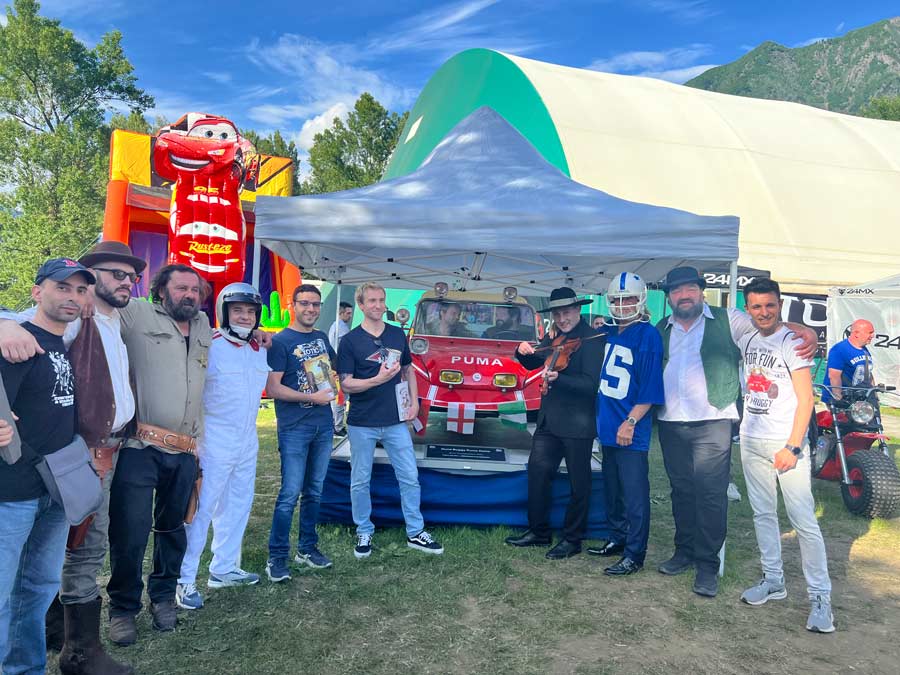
[0,258,93,674]
[655,266,817,598]
[0,242,143,673]
[506,287,605,559]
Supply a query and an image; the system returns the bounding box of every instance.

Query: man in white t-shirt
[737,278,834,634]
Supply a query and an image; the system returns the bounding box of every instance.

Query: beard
[95,280,131,309]
[672,300,703,320]
[163,295,199,322]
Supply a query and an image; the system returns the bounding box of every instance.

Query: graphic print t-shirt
[336,324,412,427]
[738,326,813,441]
[267,328,336,428]
[821,339,873,403]
[596,322,665,451]
[0,322,77,501]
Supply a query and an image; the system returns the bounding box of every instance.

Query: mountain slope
[685,17,900,113]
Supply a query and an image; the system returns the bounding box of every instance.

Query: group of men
[0,254,850,674]
[505,267,836,634]
[0,260,443,674]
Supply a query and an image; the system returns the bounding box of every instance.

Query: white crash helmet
[215,282,262,343]
[605,272,648,325]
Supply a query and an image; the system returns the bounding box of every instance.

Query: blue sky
[16,0,900,172]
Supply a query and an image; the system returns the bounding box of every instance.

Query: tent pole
[728,260,738,309]
[252,237,262,291]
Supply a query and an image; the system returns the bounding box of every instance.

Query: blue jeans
[348,424,424,538]
[268,421,333,560]
[0,495,68,675]
[601,445,650,564]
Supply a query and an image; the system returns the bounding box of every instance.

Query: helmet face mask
[215,282,263,342]
[605,273,648,325]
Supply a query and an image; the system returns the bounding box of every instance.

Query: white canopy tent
[255,108,739,296]
[827,274,900,393]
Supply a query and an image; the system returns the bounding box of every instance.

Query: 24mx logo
[836,288,875,295]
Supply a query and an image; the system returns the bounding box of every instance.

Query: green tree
[241,129,302,195]
[0,0,151,306]
[109,110,153,134]
[861,95,900,121]
[300,93,408,194]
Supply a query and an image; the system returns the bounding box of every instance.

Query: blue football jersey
[596,321,665,451]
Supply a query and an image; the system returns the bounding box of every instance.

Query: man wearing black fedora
[655,266,817,597]
[506,287,605,559]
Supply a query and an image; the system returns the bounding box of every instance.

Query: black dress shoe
[657,552,694,576]
[505,530,552,547]
[586,541,625,557]
[604,556,643,576]
[692,568,719,597]
[545,540,581,560]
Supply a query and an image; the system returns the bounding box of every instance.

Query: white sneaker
[806,594,836,633]
[176,582,204,610]
[207,568,260,588]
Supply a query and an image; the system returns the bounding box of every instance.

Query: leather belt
[133,422,197,455]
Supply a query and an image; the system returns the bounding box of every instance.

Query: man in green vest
[655,267,817,598]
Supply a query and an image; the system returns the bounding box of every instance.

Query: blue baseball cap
[34,258,96,285]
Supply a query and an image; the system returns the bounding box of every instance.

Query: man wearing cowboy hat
[0,240,143,674]
[506,287,605,559]
[655,266,817,598]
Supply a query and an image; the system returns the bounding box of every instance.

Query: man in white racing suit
[176,283,270,610]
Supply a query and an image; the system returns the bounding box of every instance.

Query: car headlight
[439,370,464,384]
[410,337,429,354]
[493,373,517,388]
[849,401,875,424]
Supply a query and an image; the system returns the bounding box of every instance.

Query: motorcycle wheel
[840,448,900,519]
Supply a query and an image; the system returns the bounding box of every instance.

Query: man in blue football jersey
[587,273,665,575]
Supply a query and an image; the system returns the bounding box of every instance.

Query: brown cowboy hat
[79,240,147,273]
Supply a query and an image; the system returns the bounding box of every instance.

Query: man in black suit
[505,287,605,559]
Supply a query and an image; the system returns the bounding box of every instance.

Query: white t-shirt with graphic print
[738,325,813,442]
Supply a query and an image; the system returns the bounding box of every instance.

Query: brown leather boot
[58,598,134,674]
[45,594,65,652]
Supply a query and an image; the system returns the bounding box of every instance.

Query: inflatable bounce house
[102,112,299,329]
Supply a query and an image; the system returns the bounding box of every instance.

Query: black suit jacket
[516,319,605,439]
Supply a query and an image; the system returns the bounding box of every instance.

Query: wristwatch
[785,444,802,456]
[626,416,638,426]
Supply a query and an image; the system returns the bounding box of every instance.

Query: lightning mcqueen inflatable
[407,291,543,433]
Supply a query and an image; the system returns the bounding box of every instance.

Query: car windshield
[413,300,537,341]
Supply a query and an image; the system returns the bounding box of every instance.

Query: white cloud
[203,72,233,86]
[296,102,351,151]
[0,15,7,27]
[588,44,717,82]
[630,0,719,24]
[836,21,845,33]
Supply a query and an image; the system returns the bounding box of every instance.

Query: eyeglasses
[93,267,142,283]
[294,300,322,308]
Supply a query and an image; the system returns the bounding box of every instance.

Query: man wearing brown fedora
[0,240,143,674]
[506,287,605,559]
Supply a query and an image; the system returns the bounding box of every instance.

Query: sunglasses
[93,267,142,283]
[294,300,322,308]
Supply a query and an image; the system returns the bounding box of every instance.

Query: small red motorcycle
[810,384,900,519]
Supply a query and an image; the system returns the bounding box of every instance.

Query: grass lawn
[55,407,900,675]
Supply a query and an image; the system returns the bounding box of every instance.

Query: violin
[540,334,582,395]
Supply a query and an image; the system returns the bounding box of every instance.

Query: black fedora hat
[79,240,147,273]
[662,266,706,293]
[538,287,592,313]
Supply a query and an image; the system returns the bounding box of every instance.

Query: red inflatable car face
[152,113,256,284]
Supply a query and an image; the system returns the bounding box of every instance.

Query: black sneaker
[354,533,373,559]
[407,530,444,554]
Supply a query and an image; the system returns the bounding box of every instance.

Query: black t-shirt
[336,324,412,427]
[0,322,77,501]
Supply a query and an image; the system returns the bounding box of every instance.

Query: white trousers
[179,446,258,584]
[740,436,832,597]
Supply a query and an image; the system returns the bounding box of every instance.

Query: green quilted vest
[656,305,741,410]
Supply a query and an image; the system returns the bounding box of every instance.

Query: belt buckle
[162,433,180,450]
